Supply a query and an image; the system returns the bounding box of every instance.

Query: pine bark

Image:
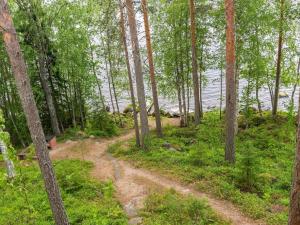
[119,0,141,147]
[188,0,201,125]
[141,0,162,137]
[0,1,69,224]
[224,0,236,163]
[125,0,149,147]
[272,0,284,117]
[289,89,300,225]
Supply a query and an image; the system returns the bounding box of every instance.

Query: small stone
[162,142,172,149]
[129,217,143,225]
[279,91,289,98]
[124,202,138,217]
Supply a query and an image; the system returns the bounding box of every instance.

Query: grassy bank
[0,160,127,225]
[109,111,295,225]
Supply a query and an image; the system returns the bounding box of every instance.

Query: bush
[142,191,229,225]
[86,110,118,137]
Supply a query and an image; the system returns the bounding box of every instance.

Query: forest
[0,0,299,224]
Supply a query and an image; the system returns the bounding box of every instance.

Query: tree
[141,0,163,137]
[119,0,141,146]
[289,89,300,225]
[272,0,285,117]
[125,0,149,147]
[0,1,69,224]
[224,0,236,163]
[188,0,201,125]
[16,0,61,136]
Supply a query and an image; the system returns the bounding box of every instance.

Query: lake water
[102,69,299,114]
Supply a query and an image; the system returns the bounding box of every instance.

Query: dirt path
[50,118,265,225]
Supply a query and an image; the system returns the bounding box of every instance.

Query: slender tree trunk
[104,54,116,113]
[88,40,105,109]
[220,62,223,120]
[224,0,236,163]
[0,2,69,224]
[199,45,204,118]
[107,38,122,122]
[125,0,149,147]
[119,0,140,147]
[37,52,61,136]
[291,58,300,108]
[272,0,284,117]
[256,78,262,115]
[0,141,15,179]
[176,73,184,127]
[189,0,201,125]
[289,89,300,225]
[141,0,162,137]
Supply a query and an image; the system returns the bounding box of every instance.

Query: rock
[162,142,172,149]
[89,135,95,139]
[207,106,217,110]
[123,105,134,114]
[129,217,143,225]
[168,147,178,152]
[279,91,289,98]
[124,202,138,217]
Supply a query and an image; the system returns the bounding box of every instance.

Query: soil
[50,118,265,225]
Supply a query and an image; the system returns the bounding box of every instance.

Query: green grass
[109,111,295,225]
[0,160,127,225]
[141,190,230,225]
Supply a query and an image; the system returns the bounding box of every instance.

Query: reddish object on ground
[47,137,57,150]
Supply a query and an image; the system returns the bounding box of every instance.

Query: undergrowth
[141,190,230,225]
[109,111,295,225]
[0,160,127,225]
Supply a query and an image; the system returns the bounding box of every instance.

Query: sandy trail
[50,118,265,225]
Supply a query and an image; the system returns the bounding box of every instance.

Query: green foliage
[110,111,294,225]
[86,111,118,137]
[0,160,127,225]
[141,191,229,225]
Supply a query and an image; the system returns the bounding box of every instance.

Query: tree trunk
[37,51,61,136]
[220,62,223,120]
[104,54,116,113]
[0,141,15,179]
[0,1,69,224]
[119,0,140,147]
[290,58,300,108]
[272,0,284,117]
[88,40,105,109]
[224,0,236,163]
[189,0,201,125]
[141,0,162,137]
[289,89,300,225]
[125,0,149,147]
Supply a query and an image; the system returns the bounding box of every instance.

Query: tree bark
[125,0,149,147]
[289,89,300,225]
[188,0,201,125]
[0,141,15,179]
[272,0,284,117]
[224,0,236,163]
[37,52,61,136]
[0,1,69,224]
[141,0,162,137]
[119,0,140,147]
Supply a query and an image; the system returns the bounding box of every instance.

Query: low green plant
[141,190,230,225]
[0,160,127,225]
